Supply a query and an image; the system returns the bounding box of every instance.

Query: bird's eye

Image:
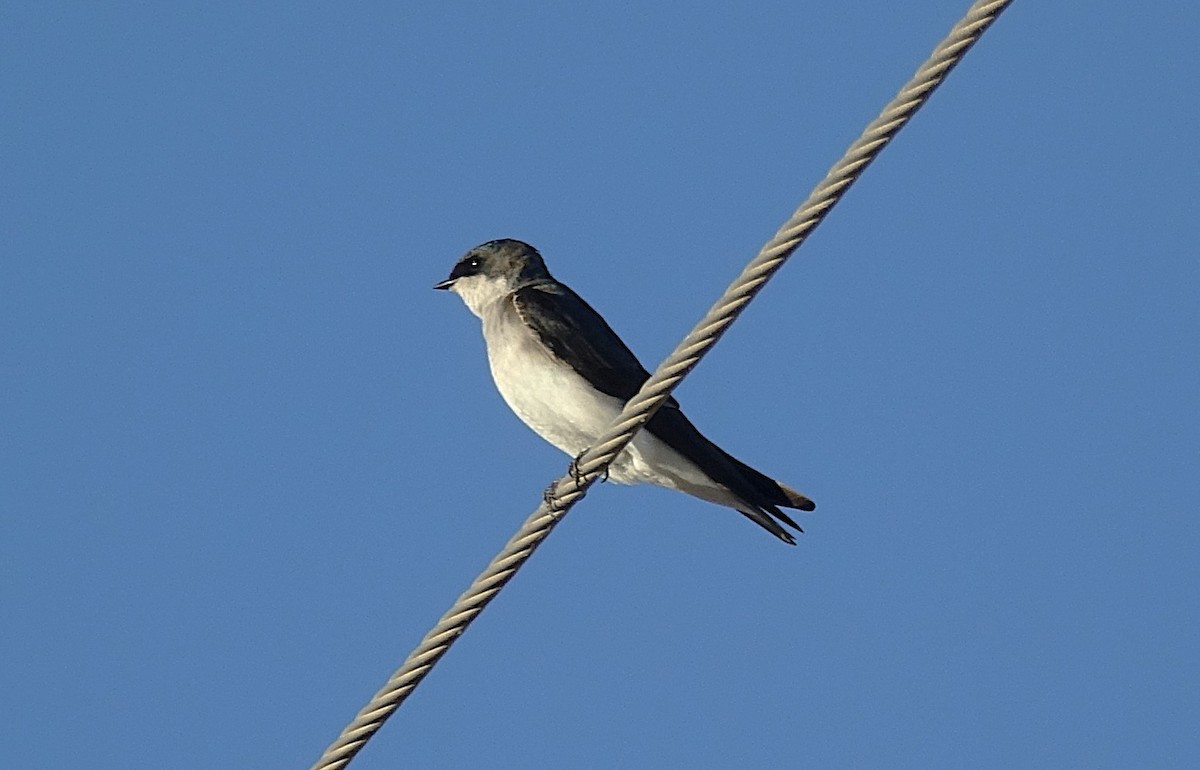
[450,254,483,281]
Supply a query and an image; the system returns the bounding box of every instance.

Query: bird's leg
[542,453,587,515]
[568,450,610,484]
[568,451,587,486]
[544,452,607,515]
[543,480,565,514]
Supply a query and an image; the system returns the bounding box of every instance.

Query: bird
[434,238,815,544]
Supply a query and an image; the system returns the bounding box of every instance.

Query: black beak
[433,278,455,291]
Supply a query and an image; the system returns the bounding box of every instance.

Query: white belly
[481,308,706,490]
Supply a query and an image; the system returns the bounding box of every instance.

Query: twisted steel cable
[311,1,1012,767]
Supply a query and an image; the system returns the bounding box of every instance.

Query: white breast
[478,298,716,494]
[483,304,621,456]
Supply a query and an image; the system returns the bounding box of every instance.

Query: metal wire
[311,2,1013,767]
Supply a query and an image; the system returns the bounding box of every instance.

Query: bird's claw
[568,452,587,486]
[568,451,609,485]
[543,480,565,515]
[543,452,611,517]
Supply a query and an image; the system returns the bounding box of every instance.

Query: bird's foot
[543,480,566,515]
[568,451,609,485]
[568,452,587,486]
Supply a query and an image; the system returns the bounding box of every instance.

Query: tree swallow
[434,239,815,544]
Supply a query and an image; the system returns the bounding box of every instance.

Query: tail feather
[735,507,799,545]
[725,454,816,512]
[765,504,803,533]
[644,405,815,544]
[776,481,816,512]
[723,453,815,545]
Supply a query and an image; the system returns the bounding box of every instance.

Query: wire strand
[310,2,1013,766]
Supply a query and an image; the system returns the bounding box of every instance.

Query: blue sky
[3,2,1198,768]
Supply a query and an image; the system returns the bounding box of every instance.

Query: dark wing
[513,281,812,544]
[511,283,679,408]
[647,405,812,542]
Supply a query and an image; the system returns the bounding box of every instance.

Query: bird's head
[434,238,551,318]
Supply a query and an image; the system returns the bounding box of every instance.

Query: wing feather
[512,283,678,408]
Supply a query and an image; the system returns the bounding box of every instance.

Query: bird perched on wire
[434,238,815,544]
